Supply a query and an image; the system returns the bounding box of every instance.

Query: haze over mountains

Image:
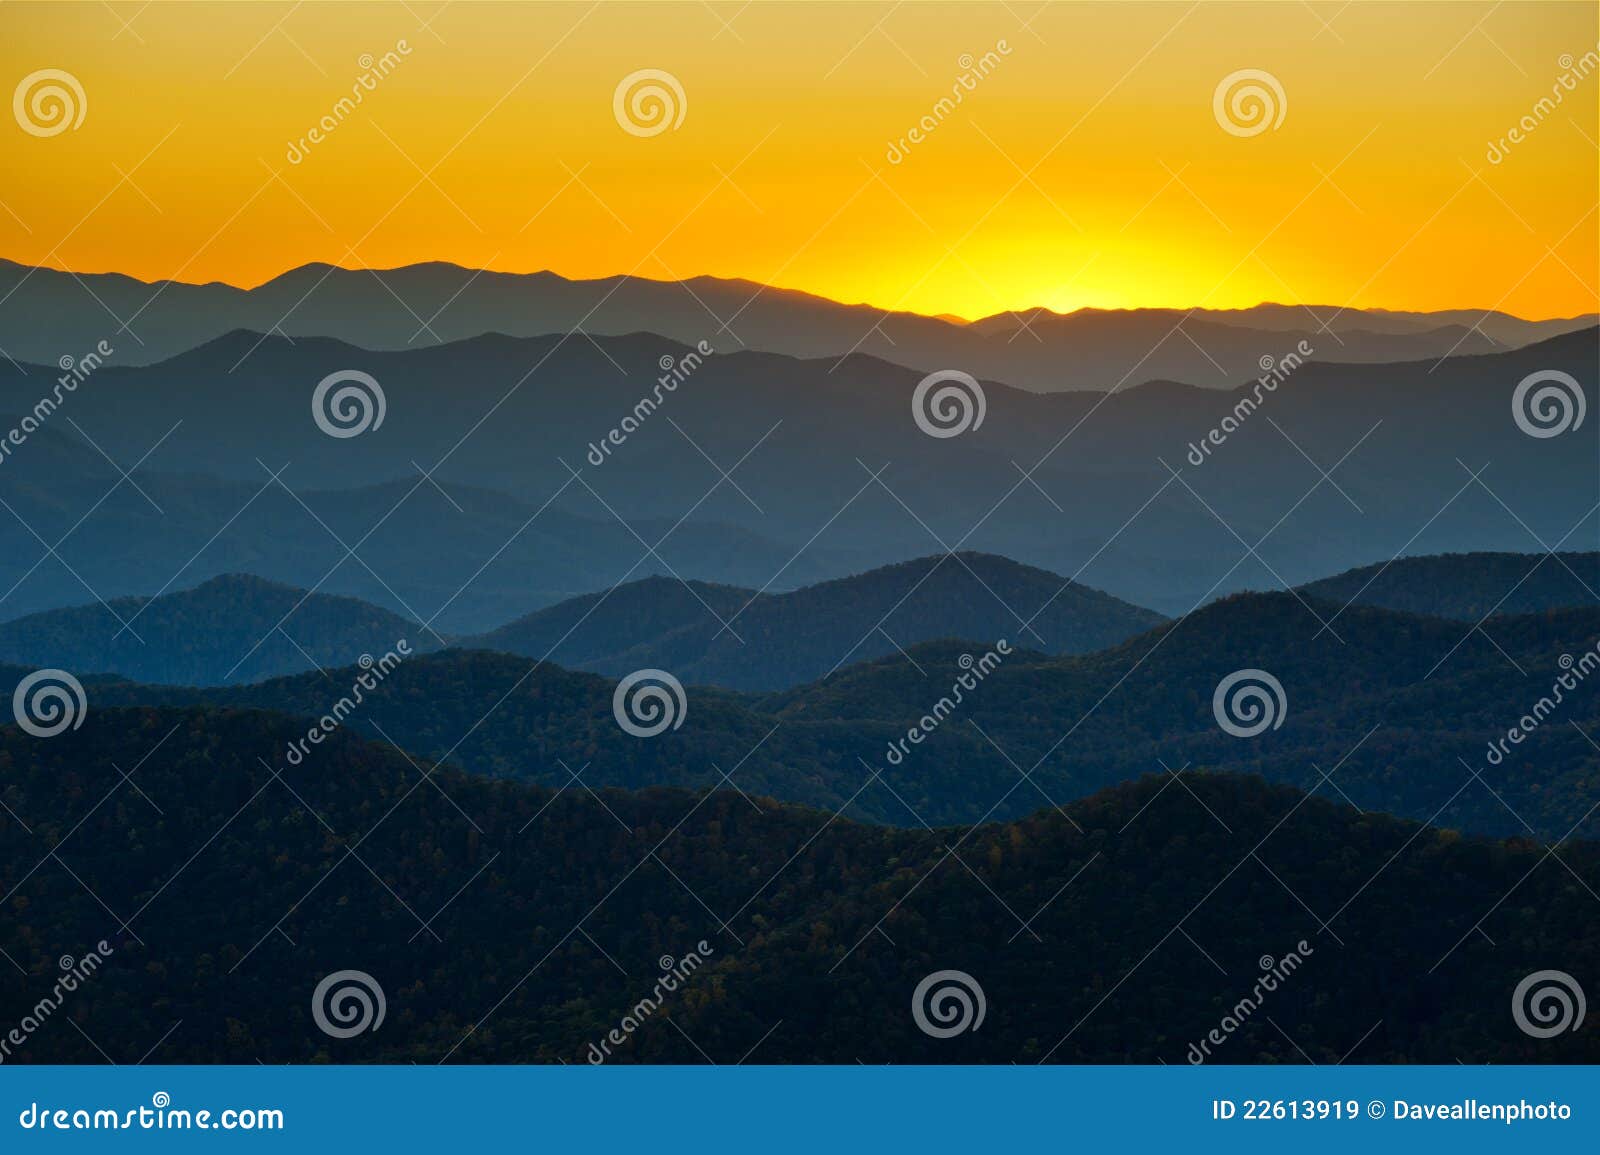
[0,574,435,686]
[0,418,851,630]
[1301,551,1600,619]
[0,553,1160,689]
[3,257,1593,390]
[2,252,1597,1068]
[466,553,1164,690]
[6,550,1594,694]
[12,557,1593,842]
[2,325,1594,619]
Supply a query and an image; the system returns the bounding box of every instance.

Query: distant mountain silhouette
[467,552,1164,690]
[40,580,1600,840]
[3,258,1592,389]
[0,421,853,630]
[2,705,1594,1063]
[3,327,1593,618]
[968,301,1595,347]
[0,573,431,685]
[0,553,1157,690]
[1300,551,1600,619]
[14,547,1588,691]
[756,593,1600,839]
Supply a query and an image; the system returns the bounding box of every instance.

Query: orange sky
[1,1,1596,320]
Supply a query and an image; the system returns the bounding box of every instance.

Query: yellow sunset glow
[1,1,1596,319]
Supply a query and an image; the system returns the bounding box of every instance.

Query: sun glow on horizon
[1,1,1595,321]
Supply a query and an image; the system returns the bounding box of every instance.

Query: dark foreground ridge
[0,706,1594,1064]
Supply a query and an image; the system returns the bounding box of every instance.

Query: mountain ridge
[16,585,1599,841]
[5,257,1592,390]
[1,703,1595,1063]
[2,329,1594,622]
[466,551,1165,690]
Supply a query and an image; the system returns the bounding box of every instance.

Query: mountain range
[0,418,852,631]
[5,257,1593,389]
[0,573,431,686]
[464,552,1164,690]
[0,553,1160,688]
[3,327,1594,620]
[5,549,1593,694]
[1301,551,1600,620]
[12,567,1592,841]
[2,254,1597,1068]
[1,705,1594,1063]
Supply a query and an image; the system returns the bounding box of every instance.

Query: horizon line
[3,255,1594,327]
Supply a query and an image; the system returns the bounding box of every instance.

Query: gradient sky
[2,1,1596,320]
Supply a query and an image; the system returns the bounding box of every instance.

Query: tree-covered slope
[0,574,430,686]
[9,587,1599,840]
[467,552,1164,690]
[0,707,1593,1064]
[1299,551,1600,619]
